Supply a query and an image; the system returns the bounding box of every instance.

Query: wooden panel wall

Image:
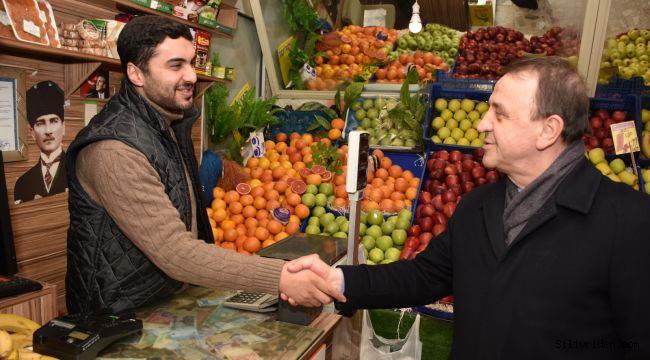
[2,0,204,315]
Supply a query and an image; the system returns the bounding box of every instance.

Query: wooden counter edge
[301,312,342,360]
[0,281,58,325]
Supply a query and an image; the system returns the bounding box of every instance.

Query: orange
[265,189,280,202]
[328,128,342,140]
[332,197,348,209]
[243,237,262,253]
[274,180,288,194]
[409,178,420,188]
[256,209,269,221]
[372,149,385,159]
[290,132,301,141]
[265,199,281,212]
[213,227,224,243]
[224,191,240,204]
[306,173,322,186]
[230,214,244,225]
[244,217,258,229]
[246,157,259,169]
[267,220,283,235]
[255,227,270,241]
[220,219,235,231]
[213,187,225,200]
[238,248,252,256]
[276,132,288,142]
[379,199,394,213]
[402,170,414,181]
[285,222,300,234]
[251,186,265,198]
[253,197,267,210]
[331,118,345,130]
[262,239,276,248]
[211,198,226,211]
[294,204,310,219]
[405,187,417,200]
[229,202,243,215]
[289,215,301,224]
[250,167,263,179]
[286,193,302,207]
[212,208,227,223]
[265,140,275,151]
[276,142,288,153]
[209,218,217,228]
[394,178,409,193]
[274,232,289,241]
[223,228,238,242]
[236,224,247,237]
[242,205,257,218]
[221,242,236,251]
[388,165,403,178]
[380,156,392,169]
[239,194,254,206]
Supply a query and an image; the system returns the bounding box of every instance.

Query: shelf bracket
[63,62,102,99]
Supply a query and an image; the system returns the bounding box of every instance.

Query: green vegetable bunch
[204,84,279,163]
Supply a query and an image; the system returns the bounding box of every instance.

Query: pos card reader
[33,312,142,360]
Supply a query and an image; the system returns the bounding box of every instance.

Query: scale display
[346,131,369,193]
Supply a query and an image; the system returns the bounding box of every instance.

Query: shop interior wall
[2,0,204,315]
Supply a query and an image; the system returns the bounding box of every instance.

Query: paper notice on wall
[363,9,387,27]
[0,78,17,151]
[83,100,98,126]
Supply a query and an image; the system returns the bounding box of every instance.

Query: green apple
[312,206,326,217]
[446,119,458,130]
[459,119,473,131]
[381,220,395,235]
[366,225,383,239]
[440,109,453,121]
[618,171,638,186]
[608,173,621,182]
[461,98,475,112]
[362,236,376,251]
[470,138,484,147]
[642,109,650,123]
[392,229,407,246]
[465,128,479,141]
[448,99,461,112]
[434,98,448,112]
[468,110,480,121]
[457,138,470,146]
[308,216,319,226]
[376,236,393,251]
[475,101,489,114]
[645,182,650,194]
[609,158,626,174]
[643,169,650,183]
[368,248,384,263]
[453,109,467,122]
[588,148,605,165]
[451,128,464,141]
[437,127,451,140]
[305,225,320,235]
[301,193,316,208]
[431,135,442,143]
[384,247,401,262]
[431,116,445,129]
[443,137,457,145]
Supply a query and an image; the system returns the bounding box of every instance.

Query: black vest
[65,81,214,314]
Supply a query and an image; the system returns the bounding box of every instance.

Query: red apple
[422,204,435,217]
[443,202,457,219]
[419,232,433,245]
[595,109,609,119]
[461,159,475,172]
[405,237,420,250]
[433,211,448,225]
[419,191,433,205]
[444,165,458,176]
[449,150,463,163]
[400,247,414,260]
[471,166,486,179]
[433,224,446,236]
[420,217,433,232]
[486,170,499,183]
[432,194,444,211]
[445,174,460,187]
[590,116,602,129]
[435,150,449,160]
[611,110,626,122]
[407,225,422,238]
[441,189,457,204]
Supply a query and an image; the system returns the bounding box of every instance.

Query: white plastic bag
[359,310,422,360]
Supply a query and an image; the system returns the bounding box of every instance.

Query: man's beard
[144,80,195,113]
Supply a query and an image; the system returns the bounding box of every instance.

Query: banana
[9,330,32,350]
[0,329,12,358]
[642,132,650,158]
[18,349,58,360]
[0,314,40,334]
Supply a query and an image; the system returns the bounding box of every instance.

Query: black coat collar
[480,157,601,260]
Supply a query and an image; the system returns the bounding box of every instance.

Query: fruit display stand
[424,82,491,151]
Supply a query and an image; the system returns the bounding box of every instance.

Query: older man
[286,57,650,359]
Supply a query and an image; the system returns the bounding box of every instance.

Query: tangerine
[306,174,322,186]
[388,165,403,178]
[213,187,225,199]
[262,239,276,248]
[265,199,281,212]
[224,191,240,204]
[328,128,342,140]
[212,208,227,222]
[221,242,236,251]
[405,187,417,200]
[246,158,259,169]
[240,194,254,206]
[231,214,244,225]
[255,227,270,241]
[229,202,243,215]
[274,232,289,241]
[285,222,300,234]
[242,205,257,218]
[223,228,238,242]
[267,220,283,235]
[332,197,348,209]
[253,197,267,210]
[243,237,262,253]
[372,149,385,159]
[376,168,389,180]
[286,193,302,207]
[220,219,235,231]
[276,132,288,142]
[211,198,226,211]
[251,186,265,198]
[294,204,310,219]
[244,217,258,229]
[380,156,392,169]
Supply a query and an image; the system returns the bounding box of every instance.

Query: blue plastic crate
[322,150,426,226]
[424,83,492,152]
[589,94,640,156]
[343,95,425,153]
[638,94,650,164]
[435,69,496,93]
[594,75,637,100]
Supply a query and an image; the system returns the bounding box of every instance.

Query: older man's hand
[279,254,346,306]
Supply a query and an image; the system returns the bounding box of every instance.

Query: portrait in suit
[81,70,109,99]
[13,80,67,204]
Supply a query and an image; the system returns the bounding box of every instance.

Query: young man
[285,57,650,359]
[14,81,67,204]
[65,16,339,314]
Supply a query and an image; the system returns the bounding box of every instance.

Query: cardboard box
[192,29,211,75]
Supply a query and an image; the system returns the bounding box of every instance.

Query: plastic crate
[435,69,496,93]
[594,75,637,100]
[589,94,640,156]
[343,95,426,153]
[264,110,332,141]
[638,94,650,165]
[424,83,492,152]
[321,150,426,226]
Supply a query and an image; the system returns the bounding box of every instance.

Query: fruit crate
[423,82,492,152]
[343,95,426,153]
[264,110,333,141]
[594,75,638,100]
[588,94,640,156]
[325,150,426,225]
[435,69,496,92]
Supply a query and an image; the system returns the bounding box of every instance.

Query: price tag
[611,121,640,155]
[241,131,265,165]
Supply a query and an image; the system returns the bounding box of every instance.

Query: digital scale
[345,130,369,266]
[33,312,142,360]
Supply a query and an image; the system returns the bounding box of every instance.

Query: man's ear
[29,126,35,142]
[126,63,144,87]
[536,114,564,150]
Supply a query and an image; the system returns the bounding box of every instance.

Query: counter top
[97,286,341,359]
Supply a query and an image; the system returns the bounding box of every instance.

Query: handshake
[278,254,347,307]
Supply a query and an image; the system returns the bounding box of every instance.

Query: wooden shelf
[113,0,233,39]
[0,37,231,85]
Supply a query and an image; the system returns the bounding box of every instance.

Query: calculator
[223,292,278,313]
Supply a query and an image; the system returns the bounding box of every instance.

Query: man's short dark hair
[504,57,589,144]
[117,15,194,74]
